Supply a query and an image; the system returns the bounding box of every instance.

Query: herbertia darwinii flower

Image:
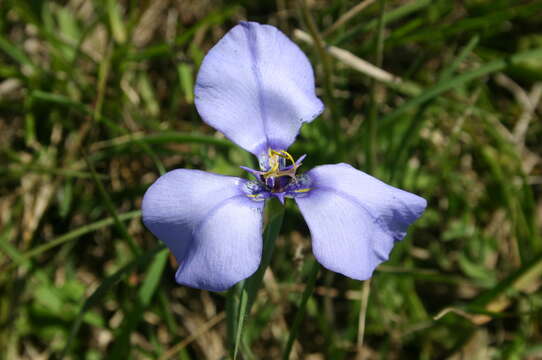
[142,22,426,292]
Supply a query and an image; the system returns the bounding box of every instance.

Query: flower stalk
[229,199,285,359]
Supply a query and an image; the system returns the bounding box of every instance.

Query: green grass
[1,0,542,359]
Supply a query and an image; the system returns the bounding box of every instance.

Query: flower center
[242,149,312,202]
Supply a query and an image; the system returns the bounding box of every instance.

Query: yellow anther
[246,194,265,201]
[262,149,298,179]
[294,188,311,193]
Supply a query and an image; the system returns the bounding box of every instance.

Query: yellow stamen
[246,194,266,201]
[263,149,298,179]
[294,188,311,193]
[272,149,295,166]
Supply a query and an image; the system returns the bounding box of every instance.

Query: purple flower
[142,22,426,292]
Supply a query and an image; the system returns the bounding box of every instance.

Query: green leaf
[106,0,126,44]
[0,34,35,70]
[177,63,195,104]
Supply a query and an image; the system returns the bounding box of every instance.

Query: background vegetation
[1,0,542,358]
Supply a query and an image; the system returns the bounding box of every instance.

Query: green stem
[229,199,285,359]
[283,260,320,360]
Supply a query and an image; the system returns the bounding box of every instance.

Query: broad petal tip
[195,22,324,155]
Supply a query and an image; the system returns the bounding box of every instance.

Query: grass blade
[84,153,140,255]
[107,249,169,359]
[5,211,141,271]
[62,245,165,357]
[382,47,542,125]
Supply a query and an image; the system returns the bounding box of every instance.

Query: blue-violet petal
[294,163,426,280]
[195,21,324,155]
[142,169,265,291]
